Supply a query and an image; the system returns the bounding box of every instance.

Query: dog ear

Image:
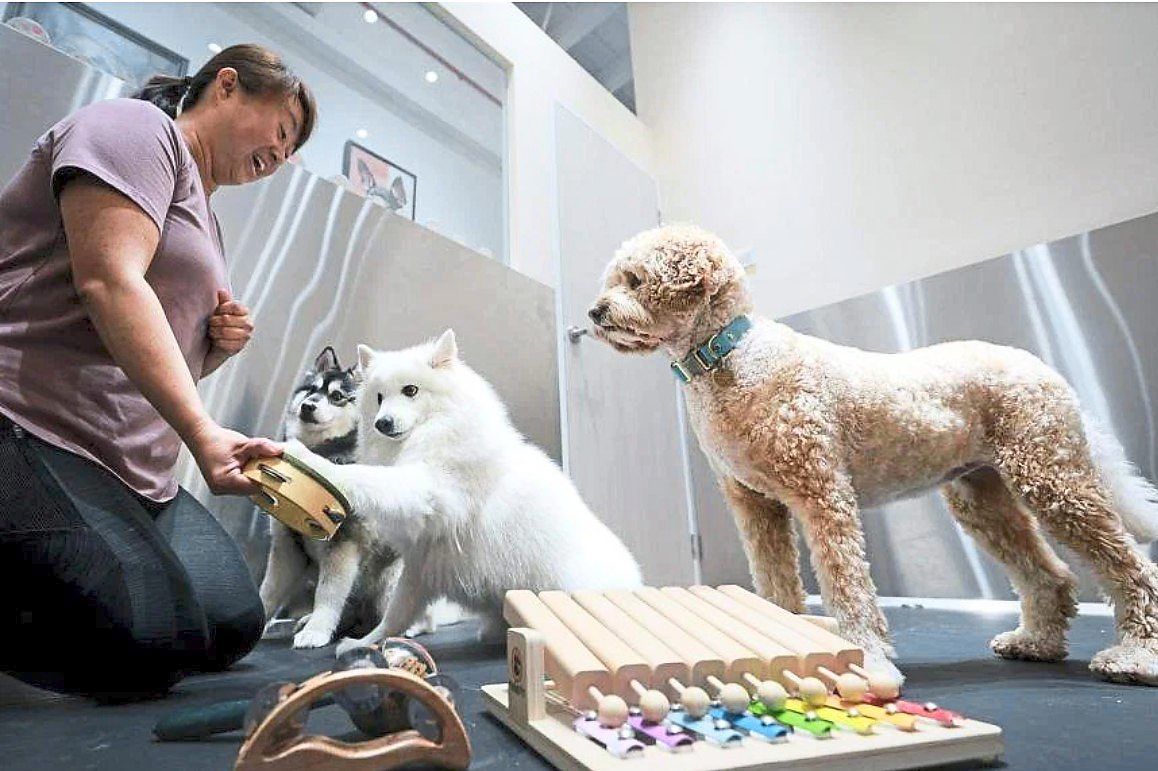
[357,344,376,372]
[430,329,458,368]
[314,346,339,373]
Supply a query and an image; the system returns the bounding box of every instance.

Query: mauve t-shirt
[0,98,228,502]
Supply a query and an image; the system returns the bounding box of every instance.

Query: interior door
[554,105,696,586]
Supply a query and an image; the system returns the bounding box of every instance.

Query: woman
[0,44,316,700]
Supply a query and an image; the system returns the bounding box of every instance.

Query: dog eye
[402,385,419,398]
[624,271,642,289]
[377,393,383,405]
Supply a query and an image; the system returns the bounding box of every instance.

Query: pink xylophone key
[860,695,963,727]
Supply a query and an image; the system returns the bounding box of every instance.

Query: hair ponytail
[132,44,316,151]
[134,74,194,118]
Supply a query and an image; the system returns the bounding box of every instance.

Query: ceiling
[515,3,635,112]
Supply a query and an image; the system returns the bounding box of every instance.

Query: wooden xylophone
[481,585,1003,771]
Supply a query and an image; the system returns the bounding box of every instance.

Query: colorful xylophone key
[573,714,646,758]
[747,698,833,738]
[708,706,791,742]
[861,695,964,727]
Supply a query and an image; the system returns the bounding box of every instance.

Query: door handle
[566,326,590,343]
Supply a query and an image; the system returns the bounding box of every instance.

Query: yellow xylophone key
[784,697,876,735]
[825,696,918,731]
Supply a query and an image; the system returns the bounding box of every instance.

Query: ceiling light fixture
[355,128,369,139]
[363,9,377,24]
[207,42,222,54]
[424,70,439,84]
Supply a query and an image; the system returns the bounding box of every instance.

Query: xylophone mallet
[666,678,713,720]
[662,587,831,707]
[586,686,630,730]
[816,666,869,702]
[848,662,901,700]
[705,675,753,716]
[780,669,830,707]
[629,680,671,723]
[740,673,789,711]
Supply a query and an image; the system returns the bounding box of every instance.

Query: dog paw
[1090,640,1158,686]
[990,627,1067,662]
[293,624,334,649]
[862,649,906,695]
[477,617,507,645]
[404,619,435,638]
[335,634,361,652]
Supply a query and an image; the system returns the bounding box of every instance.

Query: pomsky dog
[260,347,462,648]
[283,330,643,654]
[588,223,1158,685]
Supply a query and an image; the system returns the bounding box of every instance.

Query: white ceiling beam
[552,3,620,51]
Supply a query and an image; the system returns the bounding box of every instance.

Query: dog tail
[1082,412,1158,544]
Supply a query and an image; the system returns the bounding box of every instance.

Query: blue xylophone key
[665,708,745,747]
[709,707,792,742]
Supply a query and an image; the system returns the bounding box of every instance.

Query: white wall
[79,2,506,259]
[631,3,1158,317]
[437,2,655,287]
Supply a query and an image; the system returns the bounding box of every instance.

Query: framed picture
[3,2,187,90]
[343,141,418,220]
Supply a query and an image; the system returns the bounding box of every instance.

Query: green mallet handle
[153,695,336,741]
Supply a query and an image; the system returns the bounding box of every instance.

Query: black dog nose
[588,303,608,324]
[300,401,316,415]
[375,417,395,435]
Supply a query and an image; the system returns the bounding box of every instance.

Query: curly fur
[589,223,1158,685]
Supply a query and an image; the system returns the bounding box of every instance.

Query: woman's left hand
[207,289,254,357]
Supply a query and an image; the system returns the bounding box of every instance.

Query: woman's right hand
[186,421,283,496]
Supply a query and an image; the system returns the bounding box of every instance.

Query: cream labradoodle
[588,223,1158,685]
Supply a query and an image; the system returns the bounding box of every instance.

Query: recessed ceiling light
[207,42,222,54]
[424,70,439,84]
[355,128,369,139]
[362,9,377,24]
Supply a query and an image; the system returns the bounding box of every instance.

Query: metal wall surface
[0,26,560,577]
[0,26,128,184]
[694,213,1158,601]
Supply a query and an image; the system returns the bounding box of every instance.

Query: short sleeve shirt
[0,98,228,502]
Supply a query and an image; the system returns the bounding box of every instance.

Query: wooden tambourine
[234,668,472,771]
[244,452,352,541]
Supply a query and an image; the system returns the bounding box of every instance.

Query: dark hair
[133,43,316,152]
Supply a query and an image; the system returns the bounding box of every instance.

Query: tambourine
[244,451,352,541]
[153,641,470,770]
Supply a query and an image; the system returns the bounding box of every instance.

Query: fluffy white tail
[1083,413,1158,543]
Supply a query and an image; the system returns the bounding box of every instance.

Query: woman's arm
[60,176,277,494]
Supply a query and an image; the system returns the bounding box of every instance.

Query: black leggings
[0,415,263,701]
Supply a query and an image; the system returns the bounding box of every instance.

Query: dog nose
[300,401,316,415]
[588,303,608,324]
[375,417,395,435]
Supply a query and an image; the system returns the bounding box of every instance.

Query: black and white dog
[259,347,400,648]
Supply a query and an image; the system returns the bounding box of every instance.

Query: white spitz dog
[284,329,642,652]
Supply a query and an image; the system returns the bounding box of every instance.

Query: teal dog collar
[671,316,753,383]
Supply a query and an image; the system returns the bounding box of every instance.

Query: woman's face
[198,68,304,187]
